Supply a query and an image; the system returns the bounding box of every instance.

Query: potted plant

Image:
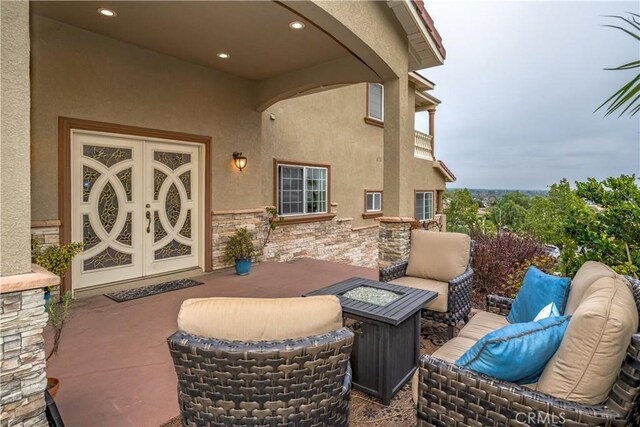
[224,227,255,275]
[31,237,83,397]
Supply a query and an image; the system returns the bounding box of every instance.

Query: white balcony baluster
[414,130,434,160]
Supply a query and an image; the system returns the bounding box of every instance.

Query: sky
[415,1,640,190]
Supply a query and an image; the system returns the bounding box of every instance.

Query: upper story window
[367,83,384,122]
[277,163,328,216]
[366,191,382,212]
[415,191,434,221]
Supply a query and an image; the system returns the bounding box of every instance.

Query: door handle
[146,211,151,233]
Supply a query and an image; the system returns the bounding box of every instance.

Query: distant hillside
[463,188,547,198]
[446,188,548,206]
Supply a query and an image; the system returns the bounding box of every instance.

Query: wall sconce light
[233,152,247,171]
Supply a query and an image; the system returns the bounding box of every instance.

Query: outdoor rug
[159,332,443,427]
[104,278,204,303]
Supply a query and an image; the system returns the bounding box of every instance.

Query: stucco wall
[30,14,446,229]
[262,82,447,225]
[261,84,384,228]
[30,15,263,220]
[1,1,32,276]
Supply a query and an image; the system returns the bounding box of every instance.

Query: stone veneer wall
[377,214,447,268]
[0,267,58,427]
[30,221,61,249]
[211,204,379,270]
[378,217,414,268]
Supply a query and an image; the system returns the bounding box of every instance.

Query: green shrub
[223,227,255,264]
[31,236,83,279]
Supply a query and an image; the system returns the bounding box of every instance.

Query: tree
[490,191,530,231]
[521,179,583,247]
[560,175,640,277]
[595,13,640,117]
[444,189,479,234]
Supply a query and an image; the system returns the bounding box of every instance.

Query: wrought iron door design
[146,143,199,275]
[72,132,200,289]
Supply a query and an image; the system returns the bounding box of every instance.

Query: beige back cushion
[177,296,343,341]
[537,275,638,404]
[406,231,471,282]
[565,261,617,315]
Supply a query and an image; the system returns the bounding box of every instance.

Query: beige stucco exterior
[30,5,448,226]
[1,1,32,276]
[2,0,450,288]
[30,15,265,220]
[262,82,447,227]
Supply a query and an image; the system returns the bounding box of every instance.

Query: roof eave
[387,0,446,70]
[434,160,456,182]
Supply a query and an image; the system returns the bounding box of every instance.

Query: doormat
[104,279,204,303]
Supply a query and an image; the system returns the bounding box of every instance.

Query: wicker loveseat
[167,296,353,426]
[380,230,474,339]
[414,262,640,426]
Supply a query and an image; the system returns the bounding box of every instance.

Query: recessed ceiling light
[217,52,230,59]
[289,21,305,30]
[97,8,117,17]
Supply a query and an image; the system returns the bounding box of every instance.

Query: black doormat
[104,278,204,303]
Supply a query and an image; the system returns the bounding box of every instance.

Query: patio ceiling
[30,1,353,81]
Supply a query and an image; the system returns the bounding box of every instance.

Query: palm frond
[596,13,640,118]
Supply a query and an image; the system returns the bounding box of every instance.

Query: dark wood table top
[304,277,437,326]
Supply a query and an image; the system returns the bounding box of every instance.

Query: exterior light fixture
[233,152,247,171]
[289,21,305,30]
[97,8,117,17]
[217,52,230,59]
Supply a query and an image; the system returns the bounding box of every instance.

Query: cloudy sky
[415,1,640,190]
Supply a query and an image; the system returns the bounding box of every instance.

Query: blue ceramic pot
[235,258,252,276]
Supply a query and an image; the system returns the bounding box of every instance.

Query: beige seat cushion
[389,276,448,312]
[177,296,343,341]
[565,261,617,315]
[406,231,471,283]
[537,275,638,404]
[412,336,477,403]
[458,311,510,341]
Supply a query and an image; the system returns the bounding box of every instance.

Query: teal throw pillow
[456,315,570,384]
[506,266,570,323]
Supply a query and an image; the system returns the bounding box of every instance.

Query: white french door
[71,131,202,290]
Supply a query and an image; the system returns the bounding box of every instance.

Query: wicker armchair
[167,296,354,426]
[415,276,640,427]
[168,328,354,426]
[380,240,475,340]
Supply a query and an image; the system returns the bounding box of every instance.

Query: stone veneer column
[378,217,415,268]
[0,266,59,427]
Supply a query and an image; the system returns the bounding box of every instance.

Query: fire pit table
[304,277,437,405]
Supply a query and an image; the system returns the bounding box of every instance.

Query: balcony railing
[414,130,434,160]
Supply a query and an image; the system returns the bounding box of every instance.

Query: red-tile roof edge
[437,160,456,181]
[411,0,446,59]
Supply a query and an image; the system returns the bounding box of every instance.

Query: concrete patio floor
[44,258,378,427]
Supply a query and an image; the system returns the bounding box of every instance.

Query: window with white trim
[278,164,328,216]
[415,191,434,221]
[365,191,382,212]
[367,83,384,121]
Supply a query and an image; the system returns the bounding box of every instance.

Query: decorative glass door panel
[71,132,200,289]
[145,143,199,275]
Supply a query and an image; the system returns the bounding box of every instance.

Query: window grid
[415,191,433,221]
[278,165,328,216]
[279,166,304,215]
[368,83,384,121]
[366,192,382,212]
